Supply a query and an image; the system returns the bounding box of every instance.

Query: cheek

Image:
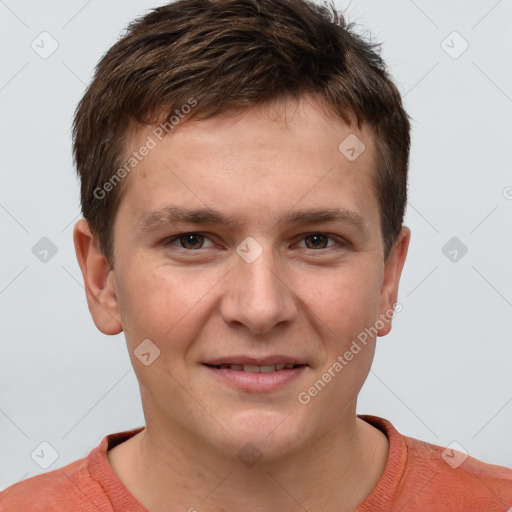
[299,269,382,417]
[115,258,215,349]
[299,262,382,340]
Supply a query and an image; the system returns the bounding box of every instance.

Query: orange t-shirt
[1,415,511,511]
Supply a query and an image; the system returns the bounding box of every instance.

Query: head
[73,0,410,267]
[73,0,411,462]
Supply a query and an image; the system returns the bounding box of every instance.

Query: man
[1,0,511,510]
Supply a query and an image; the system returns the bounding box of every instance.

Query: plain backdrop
[1,0,511,490]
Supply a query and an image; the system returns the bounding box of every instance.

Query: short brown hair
[73,0,410,265]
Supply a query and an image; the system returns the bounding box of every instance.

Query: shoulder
[0,456,105,512]
[0,428,144,512]
[397,434,512,511]
[358,415,512,512]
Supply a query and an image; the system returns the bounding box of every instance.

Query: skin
[74,95,410,512]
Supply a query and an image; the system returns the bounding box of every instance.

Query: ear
[377,227,410,337]
[73,219,122,335]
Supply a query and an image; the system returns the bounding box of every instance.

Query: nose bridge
[221,237,296,334]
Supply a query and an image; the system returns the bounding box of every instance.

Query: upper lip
[203,356,307,366]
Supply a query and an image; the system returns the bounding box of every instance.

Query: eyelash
[163,232,346,252]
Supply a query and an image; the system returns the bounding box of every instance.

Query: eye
[164,233,215,250]
[297,233,340,250]
[163,232,346,253]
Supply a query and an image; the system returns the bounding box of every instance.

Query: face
[76,96,409,461]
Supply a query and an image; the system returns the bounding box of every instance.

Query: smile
[205,363,304,373]
[202,361,308,392]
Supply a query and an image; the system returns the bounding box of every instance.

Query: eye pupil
[306,234,327,249]
[180,233,203,250]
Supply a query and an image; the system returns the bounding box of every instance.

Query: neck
[108,411,388,512]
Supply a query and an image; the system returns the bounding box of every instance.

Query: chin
[219,408,310,463]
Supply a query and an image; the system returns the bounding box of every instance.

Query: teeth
[227,364,243,371]
[214,363,301,372]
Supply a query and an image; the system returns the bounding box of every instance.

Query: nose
[220,241,298,336]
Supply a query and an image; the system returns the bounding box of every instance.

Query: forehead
[117,96,380,233]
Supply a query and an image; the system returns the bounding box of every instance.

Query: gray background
[1,0,511,491]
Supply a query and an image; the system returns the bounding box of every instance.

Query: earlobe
[377,227,411,337]
[73,219,123,335]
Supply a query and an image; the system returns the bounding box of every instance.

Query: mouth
[202,358,308,392]
[204,363,305,373]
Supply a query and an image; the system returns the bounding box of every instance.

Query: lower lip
[203,365,307,392]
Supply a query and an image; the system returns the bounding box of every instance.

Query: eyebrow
[138,206,369,235]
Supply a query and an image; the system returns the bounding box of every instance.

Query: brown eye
[164,233,212,250]
[303,234,332,249]
[178,233,205,250]
[163,232,219,253]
